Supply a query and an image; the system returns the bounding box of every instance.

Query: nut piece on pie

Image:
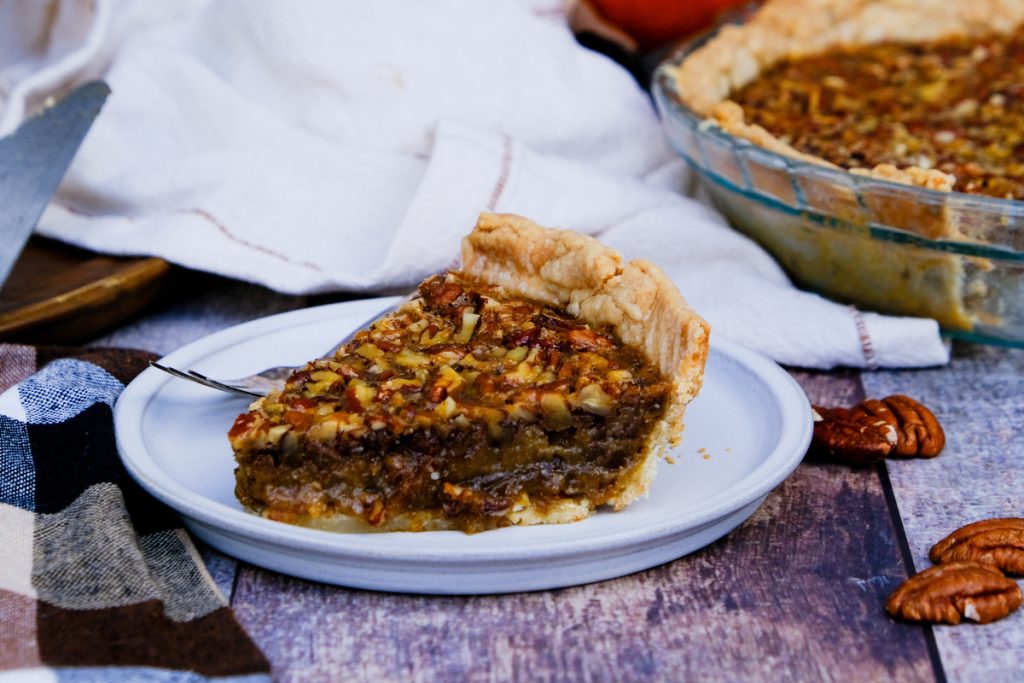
[672,0,1024,200]
[229,213,710,533]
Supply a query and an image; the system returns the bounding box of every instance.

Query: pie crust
[463,212,710,447]
[230,213,710,532]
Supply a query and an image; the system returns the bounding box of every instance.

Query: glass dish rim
[650,25,1024,240]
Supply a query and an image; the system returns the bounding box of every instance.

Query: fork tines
[148,361,262,399]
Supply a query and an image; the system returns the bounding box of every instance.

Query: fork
[149,296,410,399]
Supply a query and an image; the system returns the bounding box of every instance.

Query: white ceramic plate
[115,297,812,595]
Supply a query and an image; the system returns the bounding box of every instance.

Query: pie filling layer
[230,273,672,533]
[731,28,1024,200]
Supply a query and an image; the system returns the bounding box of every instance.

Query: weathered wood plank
[230,370,933,682]
[863,343,1024,683]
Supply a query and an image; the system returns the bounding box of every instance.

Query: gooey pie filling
[230,273,672,533]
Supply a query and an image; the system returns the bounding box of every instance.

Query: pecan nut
[810,405,897,465]
[930,518,1024,575]
[852,395,944,458]
[886,560,1023,625]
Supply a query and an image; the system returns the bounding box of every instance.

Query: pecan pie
[229,213,710,533]
[732,28,1024,200]
[672,0,1024,199]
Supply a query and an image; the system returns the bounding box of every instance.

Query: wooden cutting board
[0,236,171,344]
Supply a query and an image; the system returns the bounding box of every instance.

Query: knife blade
[0,81,110,286]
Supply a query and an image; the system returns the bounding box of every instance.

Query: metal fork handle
[149,293,413,398]
[149,361,262,398]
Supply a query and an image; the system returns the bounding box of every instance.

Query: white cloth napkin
[0,0,949,369]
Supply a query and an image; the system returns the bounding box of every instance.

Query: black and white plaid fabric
[0,345,270,681]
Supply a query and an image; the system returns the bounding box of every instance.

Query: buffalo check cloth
[0,345,270,682]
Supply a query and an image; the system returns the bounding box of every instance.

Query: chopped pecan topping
[230,270,673,531]
[886,561,1022,625]
[732,28,1024,200]
[930,518,1024,575]
[565,328,614,351]
[421,279,464,307]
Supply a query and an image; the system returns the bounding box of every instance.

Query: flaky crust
[248,214,710,534]
[671,0,1024,192]
[462,212,710,509]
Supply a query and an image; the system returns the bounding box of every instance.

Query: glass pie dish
[652,27,1024,347]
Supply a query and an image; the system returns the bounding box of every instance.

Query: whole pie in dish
[730,27,1024,201]
[229,213,710,533]
[672,0,1024,199]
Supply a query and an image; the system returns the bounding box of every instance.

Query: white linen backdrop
[0,0,949,368]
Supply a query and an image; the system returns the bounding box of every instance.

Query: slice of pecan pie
[229,213,709,533]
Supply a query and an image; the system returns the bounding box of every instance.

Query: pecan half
[886,561,1023,625]
[852,395,945,458]
[810,405,897,465]
[930,518,1024,575]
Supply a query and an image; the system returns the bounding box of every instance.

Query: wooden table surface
[95,273,1024,683]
